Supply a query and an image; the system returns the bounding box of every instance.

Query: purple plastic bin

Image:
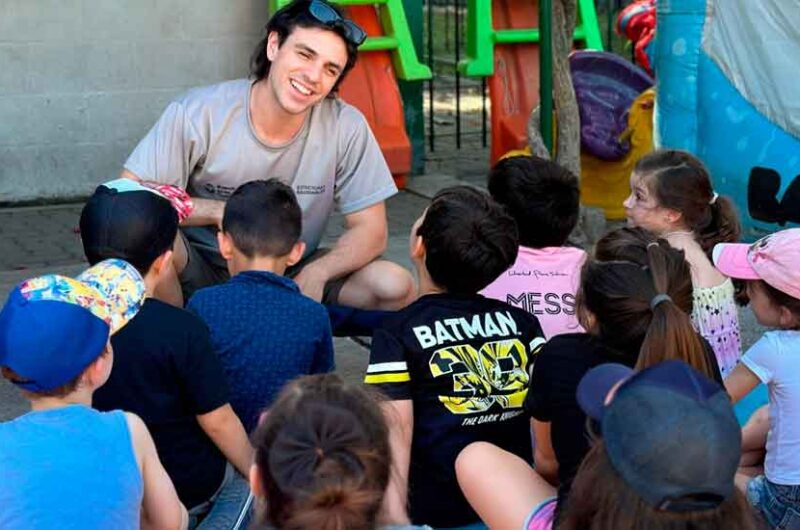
[570,51,654,161]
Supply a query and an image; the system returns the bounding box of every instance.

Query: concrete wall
[0,0,268,203]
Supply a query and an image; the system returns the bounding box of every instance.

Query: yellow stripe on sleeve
[364,372,411,384]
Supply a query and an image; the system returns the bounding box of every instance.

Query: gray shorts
[179,226,347,304]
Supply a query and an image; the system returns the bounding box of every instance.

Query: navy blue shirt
[187,270,335,432]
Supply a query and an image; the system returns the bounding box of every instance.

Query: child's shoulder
[758,329,800,350]
[137,298,207,329]
[384,293,541,333]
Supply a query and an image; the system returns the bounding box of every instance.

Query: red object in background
[338,6,411,188]
[616,0,656,75]
[488,0,542,165]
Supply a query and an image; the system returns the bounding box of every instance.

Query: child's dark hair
[488,155,580,248]
[559,440,756,530]
[252,374,389,530]
[250,0,359,95]
[583,227,714,378]
[222,179,302,258]
[80,187,179,277]
[416,186,519,294]
[634,150,741,256]
[753,280,800,328]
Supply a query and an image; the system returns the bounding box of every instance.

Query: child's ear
[249,464,265,498]
[86,341,114,388]
[286,241,306,267]
[410,234,425,261]
[779,306,800,329]
[218,232,235,260]
[152,250,173,278]
[663,208,683,226]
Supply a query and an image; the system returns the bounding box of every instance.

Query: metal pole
[427,0,435,152]
[455,0,462,149]
[481,77,487,147]
[539,0,554,156]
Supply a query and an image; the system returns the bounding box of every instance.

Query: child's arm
[725,363,761,404]
[379,399,414,525]
[126,413,188,530]
[197,404,253,477]
[532,419,559,485]
[311,312,335,374]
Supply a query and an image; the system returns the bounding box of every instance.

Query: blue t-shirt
[0,405,142,529]
[188,270,335,431]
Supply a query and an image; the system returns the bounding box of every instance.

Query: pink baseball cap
[712,228,800,300]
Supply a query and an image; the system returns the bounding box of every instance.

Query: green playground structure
[461,0,603,77]
[270,0,431,81]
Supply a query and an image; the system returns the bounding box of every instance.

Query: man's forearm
[311,216,387,281]
[183,197,225,228]
[121,169,223,228]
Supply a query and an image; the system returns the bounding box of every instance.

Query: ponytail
[695,195,741,257]
[635,244,714,378]
[584,227,716,379]
[252,375,390,530]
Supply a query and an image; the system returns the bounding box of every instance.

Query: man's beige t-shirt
[124,78,397,255]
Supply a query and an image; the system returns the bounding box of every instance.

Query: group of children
[0,149,798,530]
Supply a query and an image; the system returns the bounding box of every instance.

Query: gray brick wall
[0,0,268,203]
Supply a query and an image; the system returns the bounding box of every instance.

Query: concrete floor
[0,176,765,421]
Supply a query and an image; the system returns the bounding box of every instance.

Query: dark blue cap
[577,360,741,512]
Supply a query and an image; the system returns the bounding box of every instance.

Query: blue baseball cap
[576,360,741,512]
[0,259,145,392]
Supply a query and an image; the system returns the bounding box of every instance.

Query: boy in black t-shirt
[365,186,546,529]
[79,179,253,517]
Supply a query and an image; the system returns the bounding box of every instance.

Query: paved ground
[0,174,764,421]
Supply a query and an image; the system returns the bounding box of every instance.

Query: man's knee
[340,261,416,310]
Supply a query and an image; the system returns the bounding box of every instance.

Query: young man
[122,0,414,309]
[364,187,546,528]
[188,180,335,433]
[481,155,586,338]
[0,261,186,530]
[80,180,253,517]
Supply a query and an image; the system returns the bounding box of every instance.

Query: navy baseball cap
[576,360,741,512]
[80,179,179,272]
[0,260,145,392]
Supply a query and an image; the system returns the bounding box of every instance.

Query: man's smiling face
[265,25,348,116]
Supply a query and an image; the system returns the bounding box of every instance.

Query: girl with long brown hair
[623,149,742,377]
[524,227,721,522]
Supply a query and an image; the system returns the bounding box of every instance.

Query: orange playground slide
[487,0,541,165]
[338,6,412,188]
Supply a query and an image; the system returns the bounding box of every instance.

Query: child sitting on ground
[457,360,755,530]
[79,179,252,519]
[481,156,586,338]
[249,373,431,530]
[525,227,722,521]
[365,186,546,529]
[0,260,187,530]
[188,180,334,432]
[624,149,742,377]
[715,228,800,529]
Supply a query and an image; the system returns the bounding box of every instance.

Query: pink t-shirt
[482,246,586,338]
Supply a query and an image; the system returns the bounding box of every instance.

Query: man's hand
[293,261,330,302]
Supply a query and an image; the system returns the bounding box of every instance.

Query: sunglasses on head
[307,0,367,46]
